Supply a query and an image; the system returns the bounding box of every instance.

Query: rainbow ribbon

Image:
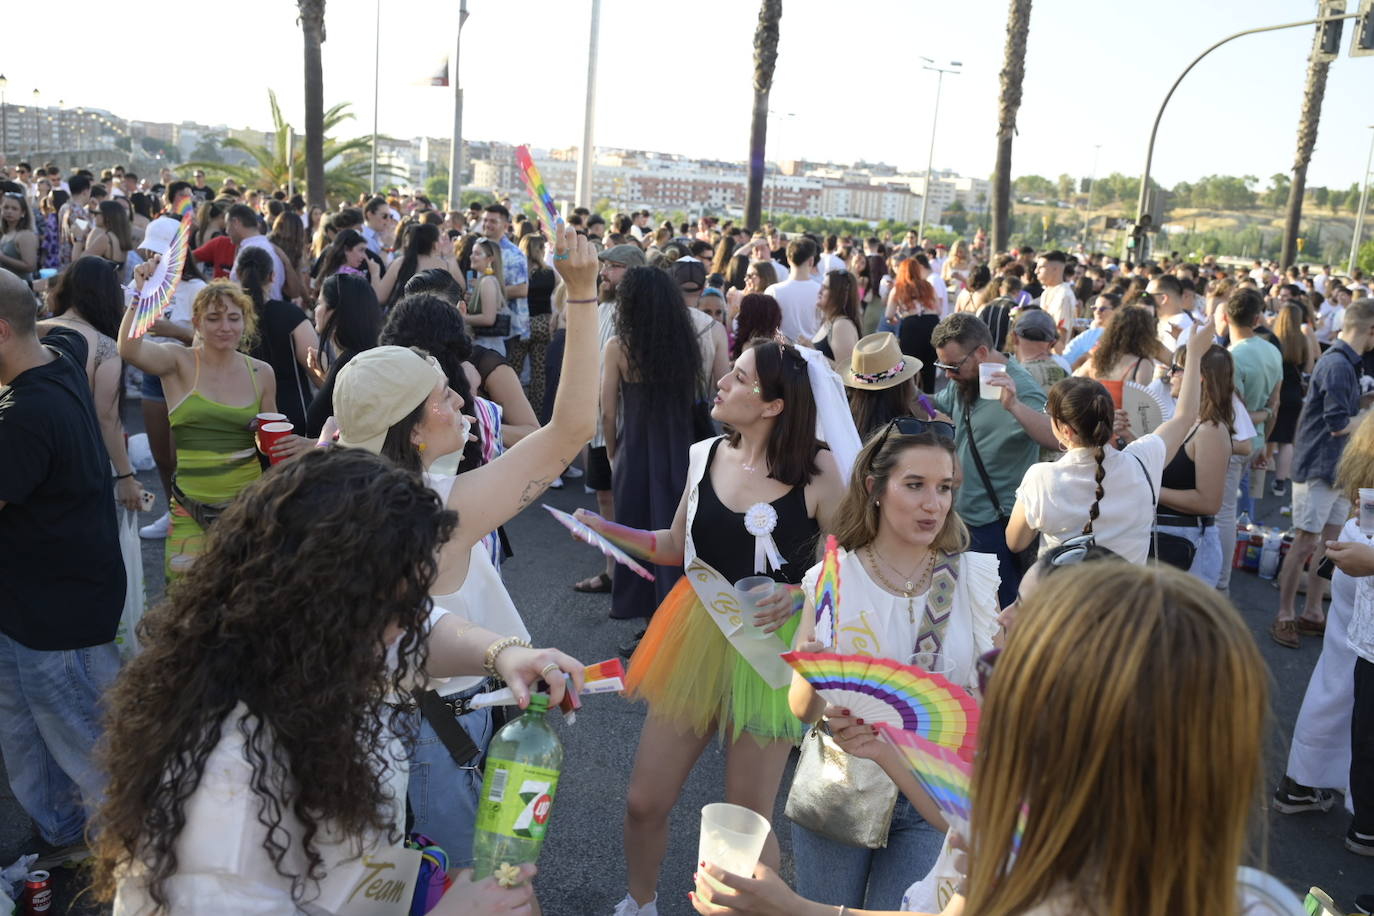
[814,535,840,646]
[515,145,563,231]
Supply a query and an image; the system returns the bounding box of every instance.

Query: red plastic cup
[1100,378,1124,409]
[256,421,295,465]
[254,411,287,431]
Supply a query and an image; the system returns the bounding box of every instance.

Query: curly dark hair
[614,266,701,410]
[380,293,483,473]
[1090,304,1160,378]
[93,449,458,910]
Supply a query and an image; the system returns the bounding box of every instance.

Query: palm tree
[1280,51,1331,268]
[180,91,388,203]
[298,0,327,210]
[743,0,782,230]
[991,0,1032,253]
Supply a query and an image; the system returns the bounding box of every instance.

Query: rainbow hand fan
[813,536,840,647]
[515,145,563,232]
[782,651,979,755]
[543,504,655,582]
[877,725,1024,852]
[126,212,193,339]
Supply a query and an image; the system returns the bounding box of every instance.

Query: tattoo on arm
[516,456,575,508]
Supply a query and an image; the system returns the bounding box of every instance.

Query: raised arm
[116,257,189,378]
[1151,321,1210,462]
[446,227,599,550]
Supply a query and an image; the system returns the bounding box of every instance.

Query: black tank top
[1159,425,1200,514]
[691,438,821,585]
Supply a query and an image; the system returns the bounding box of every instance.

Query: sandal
[573,572,612,594]
[1296,617,1326,637]
[1269,619,1301,649]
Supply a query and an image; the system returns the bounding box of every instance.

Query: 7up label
[476,758,561,841]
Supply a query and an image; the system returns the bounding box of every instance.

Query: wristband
[114,471,136,480]
[566,297,598,304]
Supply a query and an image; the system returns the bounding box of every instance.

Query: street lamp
[1081,143,1102,248]
[1350,125,1374,275]
[0,74,7,162]
[917,58,960,243]
[31,89,39,160]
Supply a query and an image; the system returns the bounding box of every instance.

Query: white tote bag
[114,507,145,659]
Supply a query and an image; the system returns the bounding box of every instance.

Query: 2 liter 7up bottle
[471,693,563,881]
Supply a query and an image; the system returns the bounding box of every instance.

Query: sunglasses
[932,351,973,373]
[877,416,955,445]
[1045,533,1097,567]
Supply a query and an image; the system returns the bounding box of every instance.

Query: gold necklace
[868,544,934,595]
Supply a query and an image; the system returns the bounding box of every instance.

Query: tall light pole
[1350,125,1374,275]
[0,75,7,164]
[574,0,602,211]
[1081,143,1102,248]
[447,0,469,212]
[31,89,39,161]
[370,0,381,194]
[917,58,960,243]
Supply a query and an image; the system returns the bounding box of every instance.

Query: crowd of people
[0,155,1372,916]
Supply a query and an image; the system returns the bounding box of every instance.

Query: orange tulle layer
[624,577,803,743]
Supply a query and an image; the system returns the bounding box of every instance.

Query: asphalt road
[2,404,1370,914]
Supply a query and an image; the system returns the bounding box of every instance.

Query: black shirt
[0,328,124,649]
[527,266,555,318]
[250,299,312,430]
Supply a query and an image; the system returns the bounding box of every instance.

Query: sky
[3,0,1373,191]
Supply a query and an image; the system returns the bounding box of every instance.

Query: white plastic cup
[698,803,771,893]
[978,362,1003,400]
[734,576,777,640]
[909,651,955,679]
[1360,488,1374,537]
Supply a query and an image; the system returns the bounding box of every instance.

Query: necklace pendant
[904,580,914,592]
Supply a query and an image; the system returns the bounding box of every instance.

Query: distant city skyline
[3,0,1372,190]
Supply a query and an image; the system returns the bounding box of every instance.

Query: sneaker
[1272,776,1335,814]
[618,628,647,659]
[549,476,564,489]
[1348,826,1374,856]
[34,841,92,869]
[612,894,657,916]
[139,511,171,539]
[563,464,584,479]
[1270,477,1286,497]
[1356,892,1374,914]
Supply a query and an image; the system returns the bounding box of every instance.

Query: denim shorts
[406,681,495,868]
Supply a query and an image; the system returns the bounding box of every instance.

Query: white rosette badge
[744,502,786,575]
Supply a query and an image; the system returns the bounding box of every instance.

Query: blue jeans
[968,518,1022,607]
[0,635,121,844]
[791,793,945,910]
[406,681,495,868]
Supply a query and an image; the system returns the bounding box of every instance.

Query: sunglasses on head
[877,416,955,445]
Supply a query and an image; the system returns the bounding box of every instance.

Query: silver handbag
[784,723,898,849]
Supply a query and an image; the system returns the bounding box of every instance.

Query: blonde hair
[830,426,969,555]
[192,280,258,350]
[1336,410,1374,506]
[965,562,1266,916]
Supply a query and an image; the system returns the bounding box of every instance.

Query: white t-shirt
[113,705,419,915]
[766,276,823,342]
[229,234,287,301]
[1157,310,1195,354]
[816,251,846,275]
[1015,433,1168,565]
[929,272,950,317]
[1040,283,1078,338]
[146,277,204,346]
[801,548,1001,691]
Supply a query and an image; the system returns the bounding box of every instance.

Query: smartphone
[140,489,156,512]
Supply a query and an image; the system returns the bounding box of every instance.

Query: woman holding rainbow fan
[574,339,857,916]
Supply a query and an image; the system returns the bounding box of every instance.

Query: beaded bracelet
[483,636,532,677]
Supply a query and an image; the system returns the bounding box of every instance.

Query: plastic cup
[734,576,777,640]
[978,362,1003,400]
[1100,378,1124,409]
[254,411,287,431]
[698,803,770,893]
[256,421,295,465]
[1360,488,1374,536]
[909,651,955,679]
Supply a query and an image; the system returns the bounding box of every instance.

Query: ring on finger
[539,663,561,679]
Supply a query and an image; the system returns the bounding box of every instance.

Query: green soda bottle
[470,693,564,880]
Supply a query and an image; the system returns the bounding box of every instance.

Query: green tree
[743,0,782,229]
[1359,238,1374,274]
[1264,173,1290,210]
[1346,183,1364,213]
[1056,173,1074,202]
[425,175,449,199]
[181,91,387,203]
[1012,175,1055,199]
[190,137,224,164]
[1311,186,1330,209]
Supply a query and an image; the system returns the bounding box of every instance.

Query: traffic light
[1315,0,1346,61]
[1352,0,1374,56]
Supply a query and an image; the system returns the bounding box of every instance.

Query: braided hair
[1046,377,1117,535]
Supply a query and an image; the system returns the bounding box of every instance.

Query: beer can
[23,870,52,914]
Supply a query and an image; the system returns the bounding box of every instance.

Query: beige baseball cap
[334,346,447,454]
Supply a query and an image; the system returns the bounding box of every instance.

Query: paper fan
[813,535,840,647]
[1122,380,1170,438]
[126,212,193,339]
[515,145,563,231]
[782,651,979,754]
[543,504,654,582]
